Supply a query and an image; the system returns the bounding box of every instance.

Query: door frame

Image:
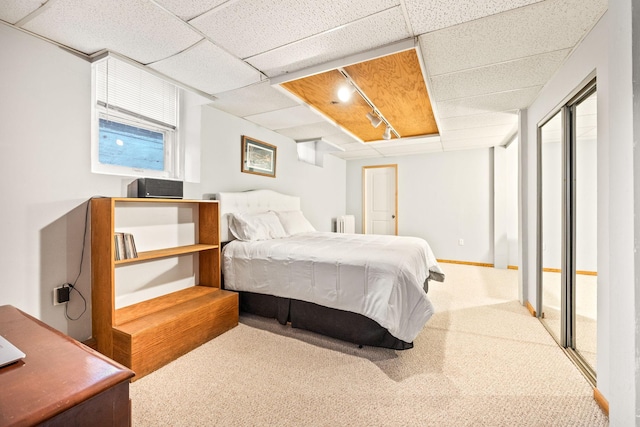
[362,164,398,235]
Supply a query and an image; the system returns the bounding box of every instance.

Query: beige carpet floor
[130,263,608,426]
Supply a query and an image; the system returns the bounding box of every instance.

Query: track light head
[366,112,382,128]
[382,126,392,140]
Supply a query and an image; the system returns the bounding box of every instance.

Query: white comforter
[222,232,444,343]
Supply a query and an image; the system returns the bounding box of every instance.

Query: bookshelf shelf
[114,243,218,265]
[91,197,238,380]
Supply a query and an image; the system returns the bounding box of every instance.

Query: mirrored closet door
[538,79,597,382]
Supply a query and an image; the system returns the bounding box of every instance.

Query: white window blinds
[95,57,178,129]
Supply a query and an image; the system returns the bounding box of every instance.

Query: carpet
[130,263,608,426]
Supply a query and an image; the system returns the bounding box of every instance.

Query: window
[92,55,182,179]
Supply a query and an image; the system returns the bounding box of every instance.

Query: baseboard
[437,259,494,268]
[543,267,597,276]
[525,301,537,317]
[593,388,609,416]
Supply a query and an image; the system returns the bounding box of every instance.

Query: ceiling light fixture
[337,85,355,102]
[337,67,400,140]
[366,111,382,128]
[382,126,392,140]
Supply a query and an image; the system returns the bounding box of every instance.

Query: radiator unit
[336,215,355,234]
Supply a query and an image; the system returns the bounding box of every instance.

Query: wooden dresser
[0,305,134,426]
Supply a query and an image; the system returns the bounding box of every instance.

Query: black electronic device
[127,178,183,199]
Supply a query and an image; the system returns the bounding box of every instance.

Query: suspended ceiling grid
[0,0,607,159]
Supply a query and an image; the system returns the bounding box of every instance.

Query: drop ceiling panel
[248,7,411,78]
[211,81,300,117]
[333,149,382,160]
[419,0,607,76]
[443,124,517,141]
[0,0,43,24]
[344,49,438,138]
[245,105,325,130]
[442,135,507,151]
[149,40,262,94]
[429,49,571,102]
[276,121,342,140]
[438,111,518,131]
[405,0,543,34]
[437,86,541,118]
[190,0,399,59]
[153,0,227,21]
[20,0,202,63]
[375,141,443,156]
[321,133,360,146]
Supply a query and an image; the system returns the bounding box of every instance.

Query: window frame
[90,55,183,180]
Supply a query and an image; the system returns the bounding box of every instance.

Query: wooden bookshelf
[91,197,238,380]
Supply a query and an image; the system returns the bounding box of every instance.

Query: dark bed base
[237,291,413,350]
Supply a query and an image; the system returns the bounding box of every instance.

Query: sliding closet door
[538,80,597,382]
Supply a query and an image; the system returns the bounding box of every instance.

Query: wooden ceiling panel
[344,49,438,138]
[281,70,393,141]
[280,49,438,142]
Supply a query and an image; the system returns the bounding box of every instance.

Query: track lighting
[337,67,400,141]
[382,126,392,140]
[366,111,382,128]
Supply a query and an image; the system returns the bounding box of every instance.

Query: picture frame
[241,135,277,178]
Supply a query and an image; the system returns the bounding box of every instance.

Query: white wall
[345,148,494,264]
[199,106,346,232]
[0,23,346,341]
[523,11,612,412]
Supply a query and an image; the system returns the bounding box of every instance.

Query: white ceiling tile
[438,111,518,131]
[441,135,507,151]
[246,7,411,77]
[210,81,300,117]
[375,141,443,156]
[245,105,325,130]
[149,40,262,94]
[443,124,517,141]
[437,86,542,118]
[321,133,360,146]
[332,149,383,160]
[190,0,398,59]
[405,0,543,34]
[0,0,43,24]
[21,0,202,63]
[340,142,375,151]
[276,122,343,140]
[429,49,570,102]
[419,0,607,76]
[152,0,227,21]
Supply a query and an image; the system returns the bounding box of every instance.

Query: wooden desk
[0,305,134,426]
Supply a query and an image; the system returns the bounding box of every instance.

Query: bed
[216,190,444,350]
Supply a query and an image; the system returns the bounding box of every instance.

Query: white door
[363,165,397,235]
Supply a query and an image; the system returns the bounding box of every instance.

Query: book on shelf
[114,232,138,261]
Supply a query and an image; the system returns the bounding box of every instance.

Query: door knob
[392,215,396,219]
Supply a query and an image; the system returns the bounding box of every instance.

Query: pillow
[229,211,288,241]
[273,210,316,236]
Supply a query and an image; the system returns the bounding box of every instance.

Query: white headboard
[215,190,301,242]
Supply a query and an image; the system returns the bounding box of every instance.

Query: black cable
[64,197,92,321]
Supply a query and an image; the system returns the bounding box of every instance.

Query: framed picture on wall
[241,135,277,178]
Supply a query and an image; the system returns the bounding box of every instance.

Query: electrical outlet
[53,286,70,305]
[458,238,464,246]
